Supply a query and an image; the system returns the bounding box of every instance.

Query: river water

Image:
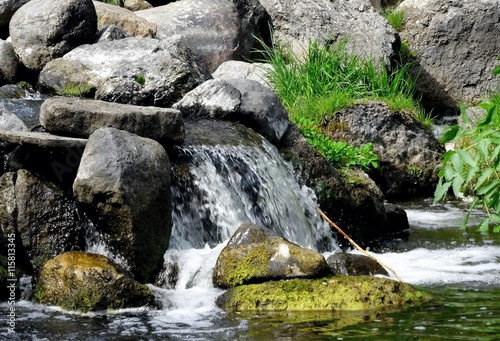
[1,92,500,340]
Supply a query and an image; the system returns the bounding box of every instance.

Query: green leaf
[476,168,494,189]
[433,179,452,203]
[477,138,491,159]
[463,167,477,187]
[450,152,464,174]
[477,217,490,232]
[456,149,476,167]
[477,178,500,196]
[452,174,464,196]
[460,103,472,126]
[440,125,459,144]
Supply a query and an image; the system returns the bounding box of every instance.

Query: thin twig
[316,207,404,283]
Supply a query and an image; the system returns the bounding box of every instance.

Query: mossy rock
[216,276,429,311]
[34,251,156,312]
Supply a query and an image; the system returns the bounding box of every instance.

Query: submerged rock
[326,253,389,277]
[73,127,171,283]
[213,223,329,288]
[216,276,428,311]
[35,251,156,311]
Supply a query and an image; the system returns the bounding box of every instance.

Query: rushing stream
[1,94,500,339]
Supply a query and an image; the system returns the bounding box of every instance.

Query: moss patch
[217,276,429,311]
[56,83,95,97]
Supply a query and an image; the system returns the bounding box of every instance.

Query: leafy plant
[135,74,146,85]
[434,59,500,231]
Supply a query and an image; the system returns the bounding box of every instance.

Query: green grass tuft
[383,7,405,32]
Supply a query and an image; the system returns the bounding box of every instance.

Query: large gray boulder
[213,60,273,88]
[258,0,397,65]
[73,127,171,282]
[173,78,288,144]
[325,101,444,199]
[213,223,329,288]
[0,0,30,30]
[136,0,272,72]
[0,40,19,84]
[40,97,185,145]
[9,0,98,72]
[93,1,156,38]
[38,37,212,107]
[398,0,500,109]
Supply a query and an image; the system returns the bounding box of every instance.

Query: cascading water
[169,119,336,252]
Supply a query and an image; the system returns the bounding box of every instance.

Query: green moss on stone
[56,83,95,97]
[217,276,429,311]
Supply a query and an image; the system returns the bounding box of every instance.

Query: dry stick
[316,207,404,283]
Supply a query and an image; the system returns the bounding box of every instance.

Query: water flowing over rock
[73,127,171,282]
[93,1,156,38]
[258,0,397,66]
[170,120,336,251]
[173,78,288,144]
[40,97,185,145]
[9,0,98,72]
[38,37,212,107]
[324,101,444,199]
[326,253,389,277]
[398,0,500,110]
[213,223,329,288]
[36,251,156,311]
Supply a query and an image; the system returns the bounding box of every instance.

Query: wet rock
[398,0,500,109]
[213,223,329,288]
[0,107,27,131]
[9,0,98,72]
[40,97,185,145]
[213,61,273,88]
[326,253,389,277]
[173,78,288,144]
[14,170,86,273]
[38,37,212,107]
[73,127,171,282]
[258,0,397,66]
[278,123,398,250]
[0,40,19,85]
[0,130,87,149]
[216,276,428,311]
[325,101,444,199]
[35,251,156,311]
[93,1,156,38]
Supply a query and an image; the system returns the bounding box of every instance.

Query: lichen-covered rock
[93,1,156,38]
[213,223,329,288]
[35,251,156,311]
[324,101,444,199]
[173,78,288,144]
[216,276,429,311]
[40,97,185,145]
[73,127,171,282]
[398,0,500,110]
[326,253,389,277]
[38,37,212,107]
[9,0,98,72]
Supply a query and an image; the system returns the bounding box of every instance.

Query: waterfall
[169,120,337,252]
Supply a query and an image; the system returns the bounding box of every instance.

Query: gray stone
[9,0,98,72]
[124,0,152,11]
[40,97,185,145]
[94,25,127,43]
[0,107,27,131]
[326,253,389,277]
[398,0,500,109]
[73,127,171,282]
[213,61,273,88]
[213,223,329,288]
[0,130,87,149]
[173,78,289,144]
[38,37,212,107]
[0,39,18,84]
[93,1,156,38]
[326,101,444,199]
[258,0,397,66]
[0,172,16,238]
[0,0,30,29]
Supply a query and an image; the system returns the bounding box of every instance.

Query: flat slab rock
[0,130,87,149]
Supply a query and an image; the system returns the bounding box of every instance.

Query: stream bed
[2,198,500,340]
